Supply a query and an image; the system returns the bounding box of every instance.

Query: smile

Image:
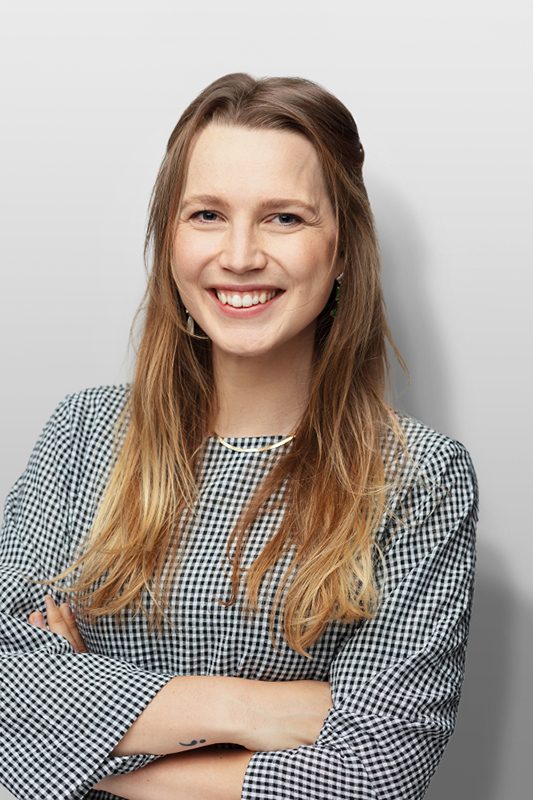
[216,290,278,308]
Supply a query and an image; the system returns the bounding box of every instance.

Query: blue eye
[194,210,218,222]
[276,213,301,225]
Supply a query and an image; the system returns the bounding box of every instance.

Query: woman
[0,74,477,800]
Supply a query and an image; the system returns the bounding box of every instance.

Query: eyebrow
[180,194,319,217]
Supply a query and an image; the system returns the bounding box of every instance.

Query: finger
[44,594,78,647]
[28,611,46,629]
[59,603,88,653]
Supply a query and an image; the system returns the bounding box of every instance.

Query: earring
[185,309,195,335]
[330,273,343,318]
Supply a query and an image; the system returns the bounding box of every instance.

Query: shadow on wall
[426,540,519,800]
[367,173,454,438]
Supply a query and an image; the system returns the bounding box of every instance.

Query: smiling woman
[173,123,340,426]
[0,74,477,800]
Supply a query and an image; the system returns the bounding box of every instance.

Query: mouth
[210,286,284,315]
[212,288,283,309]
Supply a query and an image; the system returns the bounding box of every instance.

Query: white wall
[1,1,531,797]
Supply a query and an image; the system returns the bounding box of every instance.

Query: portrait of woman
[0,71,478,800]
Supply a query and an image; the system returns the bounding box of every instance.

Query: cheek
[173,224,215,261]
[295,242,336,293]
[172,235,203,287]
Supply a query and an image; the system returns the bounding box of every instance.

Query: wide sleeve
[242,437,478,800]
[0,391,174,800]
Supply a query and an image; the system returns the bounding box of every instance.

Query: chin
[218,344,274,360]
[211,334,283,360]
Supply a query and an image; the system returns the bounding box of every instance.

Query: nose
[218,222,267,273]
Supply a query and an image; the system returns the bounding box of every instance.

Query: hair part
[54,74,407,656]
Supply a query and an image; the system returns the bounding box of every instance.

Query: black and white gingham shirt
[0,386,477,800]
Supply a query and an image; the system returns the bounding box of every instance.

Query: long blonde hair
[62,74,406,656]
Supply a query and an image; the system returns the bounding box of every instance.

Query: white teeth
[217,290,277,307]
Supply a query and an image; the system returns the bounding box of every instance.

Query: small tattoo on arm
[179,739,207,746]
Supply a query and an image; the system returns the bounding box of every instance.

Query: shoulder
[4,387,131,562]
[376,413,478,590]
[59,384,130,418]
[47,384,130,439]
[26,385,130,478]
[383,411,478,542]
[393,411,477,494]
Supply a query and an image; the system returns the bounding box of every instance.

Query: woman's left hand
[28,595,88,653]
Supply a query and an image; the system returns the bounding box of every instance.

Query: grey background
[1,1,531,798]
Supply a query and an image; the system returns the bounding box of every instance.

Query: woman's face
[172,123,340,363]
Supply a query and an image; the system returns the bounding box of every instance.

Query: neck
[212,341,314,438]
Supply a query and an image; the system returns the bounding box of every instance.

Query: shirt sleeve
[242,437,478,800]
[0,393,174,800]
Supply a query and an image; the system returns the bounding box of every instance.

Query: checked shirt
[0,385,477,800]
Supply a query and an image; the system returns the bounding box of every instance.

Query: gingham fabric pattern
[0,386,477,800]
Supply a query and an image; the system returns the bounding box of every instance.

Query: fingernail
[34,612,45,628]
[62,604,74,618]
[44,595,54,610]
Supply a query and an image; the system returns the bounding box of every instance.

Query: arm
[95,748,254,800]
[110,672,331,757]
[32,597,332,757]
[0,392,179,800]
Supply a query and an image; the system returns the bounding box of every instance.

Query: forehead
[182,123,329,204]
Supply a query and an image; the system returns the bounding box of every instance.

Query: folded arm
[31,598,332,799]
[31,596,332,757]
